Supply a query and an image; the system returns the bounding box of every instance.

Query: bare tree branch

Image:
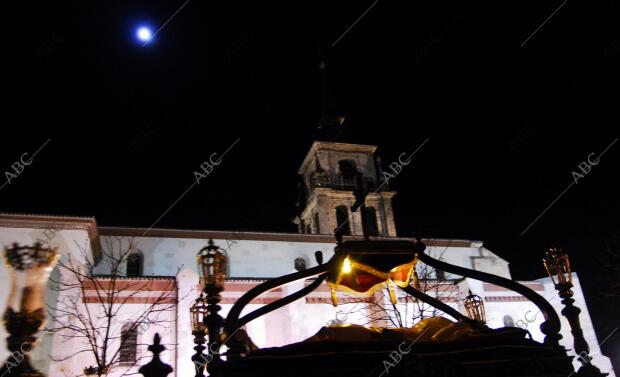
[48,237,179,377]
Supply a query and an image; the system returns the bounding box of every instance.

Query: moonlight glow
[136,27,152,42]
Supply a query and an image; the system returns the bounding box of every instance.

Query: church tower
[295,140,398,237]
[295,56,397,237]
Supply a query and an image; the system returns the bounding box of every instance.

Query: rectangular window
[119,323,137,363]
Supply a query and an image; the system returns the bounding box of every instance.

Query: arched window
[119,323,137,363]
[338,160,357,178]
[314,212,321,234]
[335,205,351,235]
[126,253,142,277]
[299,219,306,234]
[363,207,379,236]
[503,315,515,327]
[294,257,307,271]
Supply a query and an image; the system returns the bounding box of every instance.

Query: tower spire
[313,52,349,142]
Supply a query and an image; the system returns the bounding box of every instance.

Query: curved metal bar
[399,284,469,323]
[416,245,562,346]
[224,261,331,335]
[233,274,327,333]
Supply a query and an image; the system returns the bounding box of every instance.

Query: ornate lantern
[3,242,59,312]
[1,242,59,377]
[543,247,572,287]
[196,239,227,289]
[190,292,209,377]
[464,290,486,323]
[190,293,208,334]
[193,240,227,376]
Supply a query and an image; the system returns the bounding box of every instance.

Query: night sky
[2,0,619,371]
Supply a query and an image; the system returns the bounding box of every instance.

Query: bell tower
[294,141,397,237]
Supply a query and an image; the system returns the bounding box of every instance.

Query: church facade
[0,141,615,377]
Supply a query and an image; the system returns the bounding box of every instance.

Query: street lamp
[464,290,486,324]
[543,247,572,287]
[0,242,59,377]
[190,294,208,377]
[195,239,227,373]
[190,293,208,335]
[543,248,605,377]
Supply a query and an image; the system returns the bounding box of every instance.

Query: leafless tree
[47,237,178,377]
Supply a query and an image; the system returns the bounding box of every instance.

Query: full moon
[136,27,152,42]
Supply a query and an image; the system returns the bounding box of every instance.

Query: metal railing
[311,175,375,191]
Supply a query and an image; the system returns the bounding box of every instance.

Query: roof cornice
[0,213,98,239]
[0,212,101,261]
[99,226,474,247]
[298,141,378,174]
[0,213,478,249]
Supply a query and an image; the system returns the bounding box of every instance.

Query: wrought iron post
[190,293,208,377]
[195,239,226,376]
[204,283,224,368]
[555,282,606,377]
[543,248,607,377]
[191,329,207,377]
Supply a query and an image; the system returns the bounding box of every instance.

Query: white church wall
[102,235,336,279]
[175,267,199,377]
[474,246,512,279]
[423,244,511,280]
[276,279,372,345]
[49,295,100,377]
[422,245,470,282]
[485,298,545,339]
[1,218,615,377]
[217,303,285,348]
[2,229,532,376]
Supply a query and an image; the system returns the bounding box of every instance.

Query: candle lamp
[0,242,59,377]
